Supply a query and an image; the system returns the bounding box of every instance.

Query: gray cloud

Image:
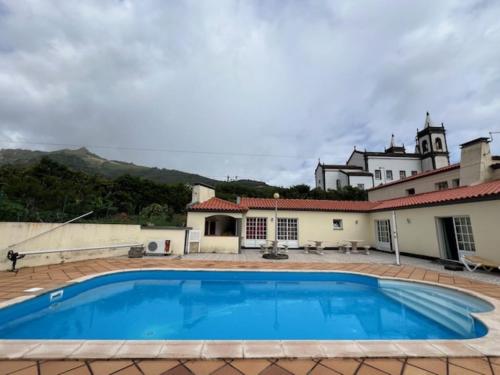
[1,0,499,186]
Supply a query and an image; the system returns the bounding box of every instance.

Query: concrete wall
[0,222,188,271]
[186,211,242,253]
[191,184,215,204]
[368,200,500,261]
[368,168,460,201]
[348,175,374,190]
[324,170,348,190]
[242,209,370,248]
[315,166,323,189]
[459,140,493,186]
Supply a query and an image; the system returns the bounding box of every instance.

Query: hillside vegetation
[0,157,367,225]
[0,147,221,186]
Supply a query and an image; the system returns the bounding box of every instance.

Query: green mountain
[0,147,267,187]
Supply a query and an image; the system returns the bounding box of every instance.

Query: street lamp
[273,192,279,252]
[263,192,288,260]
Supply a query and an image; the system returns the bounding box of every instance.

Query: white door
[245,217,267,248]
[375,219,392,251]
[453,216,476,258]
[277,218,299,248]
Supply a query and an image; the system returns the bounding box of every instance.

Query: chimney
[459,138,493,186]
[191,183,215,204]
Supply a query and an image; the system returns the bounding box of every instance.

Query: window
[386,170,393,180]
[336,179,341,189]
[333,219,343,230]
[453,216,476,252]
[375,170,381,180]
[399,170,406,179]
[406,188,415,195]
[435,181,448,191]
[277,218,298,241]
[246,217,267,240]
[357,183,365,189]
[435,138,443,150]
[452,178,460,188]
[422,140,429,153]
[411,170,418,176]
[376,220,391,243]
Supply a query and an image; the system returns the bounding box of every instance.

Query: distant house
[315,113,450,190]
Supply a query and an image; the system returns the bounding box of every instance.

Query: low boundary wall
[0,222,189,271]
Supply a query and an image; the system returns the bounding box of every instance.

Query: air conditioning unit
[145,240,172,256]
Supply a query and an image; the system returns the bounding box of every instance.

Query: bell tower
[416,112,450,171]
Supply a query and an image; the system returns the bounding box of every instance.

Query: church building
[315,113,450,190]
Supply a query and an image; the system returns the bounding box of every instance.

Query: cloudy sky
[1,0,500,186]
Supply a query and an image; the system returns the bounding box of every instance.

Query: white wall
[368,168,460,201]
[242,209,370,248]
[186,211,242,253]
[368,156,422,186]
[368,200,500,261]
[324,170,348,190]
[0,222,189,271]
[348,175,374,189]
[315,166,324,189]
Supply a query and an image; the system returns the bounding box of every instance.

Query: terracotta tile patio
[1,257,500,374]
[0,357,499,375]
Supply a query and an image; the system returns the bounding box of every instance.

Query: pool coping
[0,267,499,359]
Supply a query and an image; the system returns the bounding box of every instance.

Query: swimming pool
[0,270,493,340]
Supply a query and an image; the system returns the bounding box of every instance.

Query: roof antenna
[489,131,500,142]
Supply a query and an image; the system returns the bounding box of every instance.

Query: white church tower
[416,112,450,172]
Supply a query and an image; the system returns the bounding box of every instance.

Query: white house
[316,113,450,190]
[186,135,500,264]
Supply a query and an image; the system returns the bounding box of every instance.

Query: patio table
[345,239,364,254]
[305,240,324,255]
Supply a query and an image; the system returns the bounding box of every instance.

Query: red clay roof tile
[240,197,377,212]
[371,179,500,210]
[188,197,247,212]
[188,180,500,213]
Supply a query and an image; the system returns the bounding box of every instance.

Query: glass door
[277,218,299,248]
[245,217,267,248]
[375,219,392,251]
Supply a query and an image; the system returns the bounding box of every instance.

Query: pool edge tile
[319,342,364,358]
[243,341,285,358]
[114,342,164,359]
[0,342,41,359]
[282,341,324,358]
[201,341,244,359]
[157,341,204,359]
[68,341,125,359]
[22,341,83,359]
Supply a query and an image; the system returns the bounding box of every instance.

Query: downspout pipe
[391,210,401,266]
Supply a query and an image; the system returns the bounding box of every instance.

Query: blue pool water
[0,271,491,340]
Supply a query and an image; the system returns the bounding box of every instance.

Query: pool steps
[380,285,480,335]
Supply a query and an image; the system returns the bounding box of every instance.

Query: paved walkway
[183,250,500,285]
[0,256,500,374]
